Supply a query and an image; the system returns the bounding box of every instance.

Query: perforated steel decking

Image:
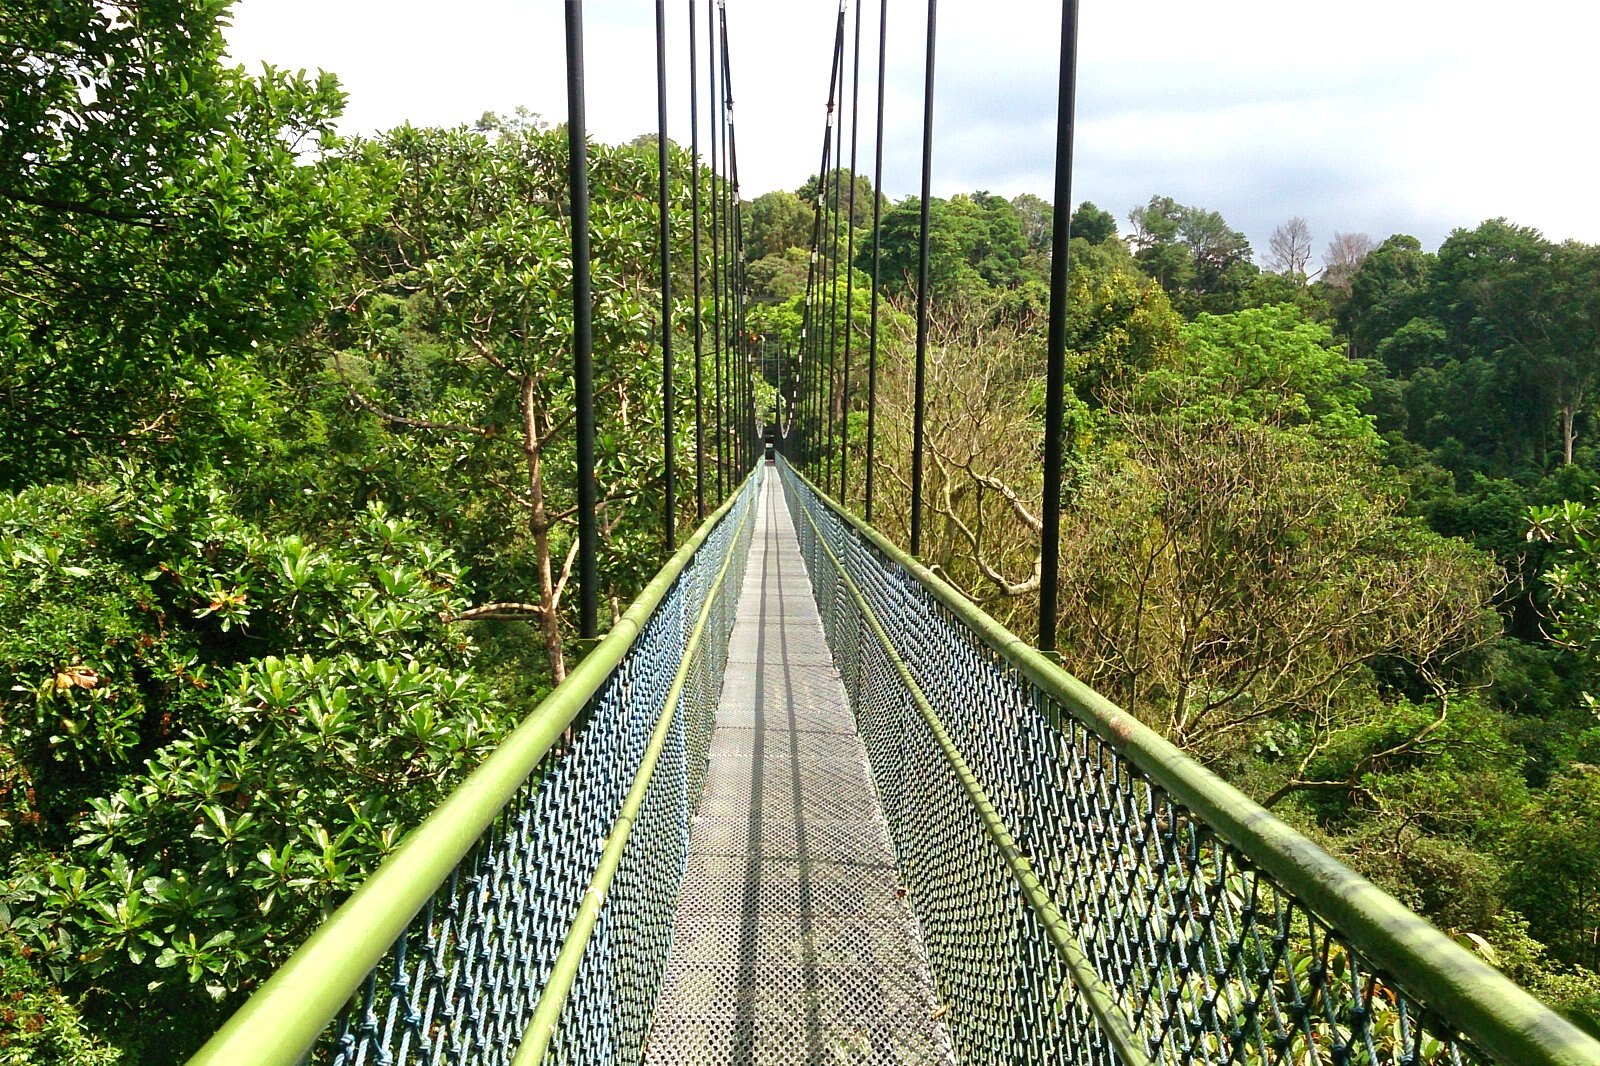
[645,472,955,1065]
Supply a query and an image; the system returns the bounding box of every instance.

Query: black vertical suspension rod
[565,0,598,638]
[799,199,822,461]
[823,4,847,479]
[719,6,739,471]
[865,0,887,523]
[655,0,675,550]
[688,0,706,518]
[734,193,749,464]
[802,6,846,474]
[721,16,736,476]
[706,0,724,499]
[840,0,863,503]
[1039,0,1079,653]
[819,9,844,473]
[721,8,739,472]
[909,0,936,557]
[824,47,845,493]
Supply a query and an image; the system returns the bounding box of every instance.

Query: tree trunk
[521,374,567,682]
[1563,403,1577,466]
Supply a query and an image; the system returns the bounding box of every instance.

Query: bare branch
[444,601,545,623]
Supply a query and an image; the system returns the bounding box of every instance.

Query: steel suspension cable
[706,0,724,499]
[823,49,845,492]
[718,3,739,474]
[565,0,599,638]
[824,4,847,482]
[840,0,863,503]
[718,4,740,471]
[798,193,821,457]
[865,0,887,523]
[688,0,706,518]
[721,14,740,474]
[1039,0,1080,652]
[801,5,846,475]
[734,193,749,463]
[909,0,936,557]
[655,0,675,551]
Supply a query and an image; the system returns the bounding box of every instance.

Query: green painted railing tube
[190,473,756,1066]
[788,479,1153,1066]
[784,461,1600,1066]
[512,481,755,1065]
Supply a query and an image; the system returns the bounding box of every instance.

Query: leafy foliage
[8,0,1600,1050]
[1145,304,1374,441]
[0,932,119,1065]
[1127,194,1258,315]
[0,472,507,1055]
[0,1,367,487]
[871,192,1033,301]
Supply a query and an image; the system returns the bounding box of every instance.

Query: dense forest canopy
[5,2,1600,1060]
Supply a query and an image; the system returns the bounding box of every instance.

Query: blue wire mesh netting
[324,474,757,1066]
[779,464,1486,1066]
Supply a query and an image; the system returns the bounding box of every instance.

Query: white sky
[225,0,1600,261]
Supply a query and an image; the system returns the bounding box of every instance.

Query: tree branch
[443,601,545,623]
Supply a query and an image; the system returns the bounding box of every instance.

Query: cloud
[224,0,1600,256]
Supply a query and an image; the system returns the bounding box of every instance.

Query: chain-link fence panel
[309,473,757,1066]
[778,460,1599,1066]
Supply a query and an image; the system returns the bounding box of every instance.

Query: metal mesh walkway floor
[645,471,955,1065]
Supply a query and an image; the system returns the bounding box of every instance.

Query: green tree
[1062,259,1182,407]
[1127,195,1257,315]
[1146,304,1374,442]
[1011,192,1053,251]
[870,192,1030,301]
[1070,201,1119,245]
[747,247,812,305]
[0,0,363,487]
[1509,766,1600,972]
[1337,234,1436,360]
[745,189,813,261]
[0,472,509,1058]
[0,932,120,1064]
[313,122,719,682]
[1433,223,1600,466]
[794,168,878,231]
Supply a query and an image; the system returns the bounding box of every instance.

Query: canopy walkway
[179,4,1600,1063]
[644,473,952,1062]
[192,462,1600,1066]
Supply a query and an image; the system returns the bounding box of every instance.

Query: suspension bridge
[189,2,1600,1064]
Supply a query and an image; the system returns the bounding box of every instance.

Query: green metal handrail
[510,483,757,1064]
[784,460,1600,1066]
[787,473,1153,1066]
[191,471,757,1066]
